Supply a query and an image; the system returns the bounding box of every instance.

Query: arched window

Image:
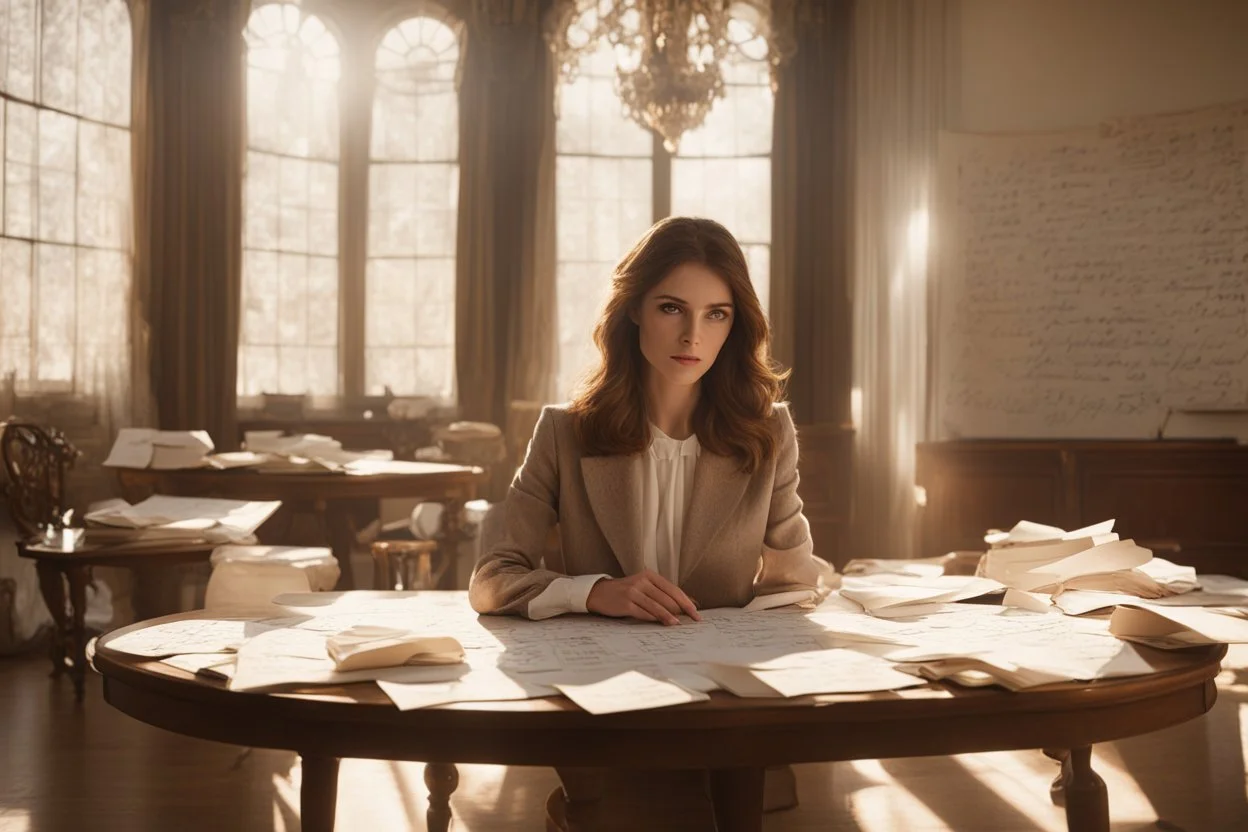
[366,14,461,398]
[0,0,132,392]
[553,2,773,398]
[238,2,341,397]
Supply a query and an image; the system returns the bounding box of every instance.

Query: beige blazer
[469,402,825,617]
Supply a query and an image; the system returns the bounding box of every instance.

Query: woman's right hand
[586,570,702,625]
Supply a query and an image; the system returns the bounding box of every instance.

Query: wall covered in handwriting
[934,101,1248,438]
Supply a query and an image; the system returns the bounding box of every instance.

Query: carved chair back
[0,419,81,539]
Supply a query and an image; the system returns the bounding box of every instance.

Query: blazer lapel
[580,454,644,575]
[679,451,750,583]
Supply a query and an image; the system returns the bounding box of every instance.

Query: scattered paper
[553,670,708,715]
[106,618,277,657]
[840,575,1003,613]
[104,428,214,470]
[379,667,555,711]
[743,649,925,696]
[161,653,237,680]
[85,495,281,543]
[1110,604,1248,648]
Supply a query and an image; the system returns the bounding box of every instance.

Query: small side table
[17,539,216,701]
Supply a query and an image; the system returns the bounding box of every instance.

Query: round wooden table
[116,465,487,589]
[92,612,1224,832]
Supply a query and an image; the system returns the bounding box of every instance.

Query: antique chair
[2,419,91,694]
[2,418,214,701]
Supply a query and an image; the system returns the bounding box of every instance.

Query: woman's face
[633,262,735,389]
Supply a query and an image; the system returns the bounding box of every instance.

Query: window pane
[4,100,36,238]
[101,0,131,126]
[4,0,38,101]
[0,0,132,395]
[672,8,773,314]
[37,108,76,244]
[365,14,461,398]
[40,0,78,113]
[555,36,653,399]
[35,242,75,382]
[239,3,340,397]
[0,238,33,382]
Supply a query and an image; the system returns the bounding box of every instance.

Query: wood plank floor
[2,647,1247,831]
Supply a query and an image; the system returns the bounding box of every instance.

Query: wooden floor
[2,647,1247,831]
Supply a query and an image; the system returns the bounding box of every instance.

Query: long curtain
[769,0,854,428]
[850,0,945,559]
[133,0,247,449]
[456,0,558,429]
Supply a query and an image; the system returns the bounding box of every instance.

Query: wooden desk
[115,466,487,589]
[94,610,1224,832]
[916,440,1248,574]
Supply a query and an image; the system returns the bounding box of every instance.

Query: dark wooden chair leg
[1063,746,1109,832]
[424,762,459,832]
[35,562,68,679]
[709,767,765,832]
[556,766,605,832]
[300,754,340,832]
[65,565,90,702]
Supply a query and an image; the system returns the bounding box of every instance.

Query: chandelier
[548,1,795,152]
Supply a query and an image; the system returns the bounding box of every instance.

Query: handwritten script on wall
[935,102,1248,438]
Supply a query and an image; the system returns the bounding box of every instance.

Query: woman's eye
[708,309,729,321]
[659,303,682,314]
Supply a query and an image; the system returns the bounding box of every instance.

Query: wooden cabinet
[916,440,1248,576]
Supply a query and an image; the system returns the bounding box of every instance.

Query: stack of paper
[979,519,1196,599]
[326,626,464,671]
[228,432,395,473]
[84,495,281,544]
[104,429,214,470]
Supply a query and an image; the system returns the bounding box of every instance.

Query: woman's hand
[586,570,702,625]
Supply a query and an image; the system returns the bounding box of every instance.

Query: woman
[470,216,831,828]
[470,214,831,623]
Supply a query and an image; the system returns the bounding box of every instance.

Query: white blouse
[527,425,700,620]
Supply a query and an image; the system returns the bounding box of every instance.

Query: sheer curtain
[0,0,136,647]
[850,0,945,559]
[0,0,135,430]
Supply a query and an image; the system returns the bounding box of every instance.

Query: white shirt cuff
[527,574,611,620]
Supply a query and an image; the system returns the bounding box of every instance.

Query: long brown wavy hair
[568,216,788,473]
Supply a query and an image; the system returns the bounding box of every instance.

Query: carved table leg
[300,754,340,832]
[321,501,356,590]
[65,565,90,702]
[709,767,765,832]
[424,762,459,832]
[1044,747,1070,806]
[436,500,467,590]
[1061,746,1108,832]
[35,563,68,679]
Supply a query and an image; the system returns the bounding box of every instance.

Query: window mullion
[652,131,671,221]
[338,43,374,403]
